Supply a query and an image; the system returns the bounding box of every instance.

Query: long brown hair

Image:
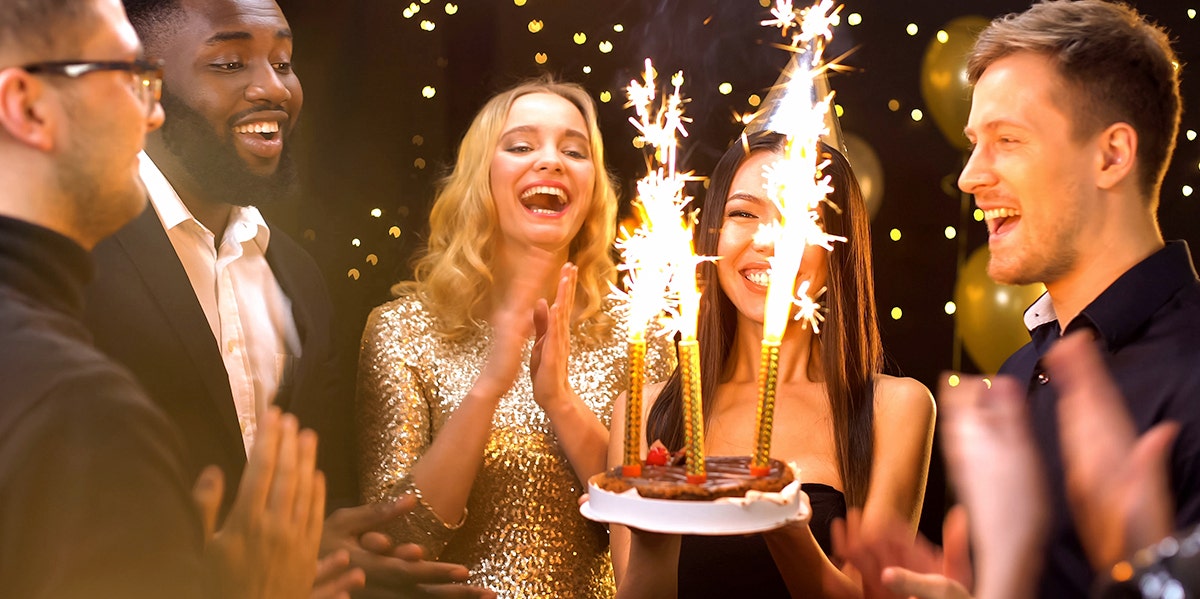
[645,132,881,507]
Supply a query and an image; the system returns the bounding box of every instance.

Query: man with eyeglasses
[0,0,191,596]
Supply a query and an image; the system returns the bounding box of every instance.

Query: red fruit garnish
[645,445,670,466]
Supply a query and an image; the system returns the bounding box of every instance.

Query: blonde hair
[396,76,619,339]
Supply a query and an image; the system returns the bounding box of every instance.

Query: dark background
[276,0,1200,540]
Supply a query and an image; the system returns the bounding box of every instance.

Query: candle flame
[757,0,845,342]
[611,59,711,342]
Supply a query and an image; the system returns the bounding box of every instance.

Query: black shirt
[1000,241,1200,599]
[0,215,206,598]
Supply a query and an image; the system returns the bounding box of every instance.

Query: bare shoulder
[873,374,935,422]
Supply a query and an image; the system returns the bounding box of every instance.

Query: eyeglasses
[21,59,164,117]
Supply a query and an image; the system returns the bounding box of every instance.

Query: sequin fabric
[357,294,674,598]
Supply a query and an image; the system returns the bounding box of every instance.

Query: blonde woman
[357,77,672,598]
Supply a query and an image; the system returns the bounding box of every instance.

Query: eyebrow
[726,192,768,205]
[204,29,293,45]
[500,124,589,141]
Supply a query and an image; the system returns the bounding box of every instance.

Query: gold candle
[751,340,782,476]
[679,339,706,483]
[623,335,647,477]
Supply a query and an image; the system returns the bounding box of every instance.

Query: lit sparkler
[750,0,846,476]
[611,59,710,482]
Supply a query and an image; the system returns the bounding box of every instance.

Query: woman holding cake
[608,131,936,598]
[356,77,673,597]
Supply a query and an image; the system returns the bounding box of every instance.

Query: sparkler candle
[749,0,846,476]
[610,60,710,480]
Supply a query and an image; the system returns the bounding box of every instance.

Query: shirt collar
[1021,242,1198,351]
[139,152,271,252]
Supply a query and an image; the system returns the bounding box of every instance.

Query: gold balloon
[920,16,990,151]
[953,246,1046,373]
[842,132,884,220]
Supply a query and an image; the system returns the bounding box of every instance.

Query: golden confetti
[911,108,924,121]
[891,307,903,320]
[936,30,949,43]
[944,301,957,315]
[528,19,544,33]
[748,94,761,107]
[947,374,960,387]
[445,3,458,14]
[366,254,379,266]
[534,52,548,64]
[351,238,361,247]
[613,24,624,32]
[347,268,360,280]
[573,32,587,44]
[421,86,436,98]
[889,228,902,241]
[371,208,382,218]
[906,23,919,35]
[598,40,613,53]
[834,104,844,117]
[414,158,427,169]
[302,229,316,241]
[514,0,526,6]
[402,7,415,18]
[599,90,612,103]
[420,20,435,31]
[412,135,424,146]
[945,226,957,239]
[848,12,862,25]
[389,226,402,238]
[718,82,732,94]
[582,65,592,74]
[887,99,900,111]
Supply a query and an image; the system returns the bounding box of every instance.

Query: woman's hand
[530,263,578,414]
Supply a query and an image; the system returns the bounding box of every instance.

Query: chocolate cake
[593,455,794,501]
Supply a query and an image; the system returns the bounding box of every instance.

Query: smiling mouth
[232,120,280,140]
[743,269,769,288]
[520,185,568,215]
[983,207,1021,236]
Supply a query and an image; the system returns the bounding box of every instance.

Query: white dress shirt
[140,152,301,455]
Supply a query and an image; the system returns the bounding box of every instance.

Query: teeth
[233,121,280,134]
[745,271,769,287]
[520,186,567,203]
[528,207,560,215]
[983,207,1020,220]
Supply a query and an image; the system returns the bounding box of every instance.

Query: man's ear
[1095,122,1137,191]
[0,68,56,152]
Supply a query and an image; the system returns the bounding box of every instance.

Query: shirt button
[1036,372,1050,385]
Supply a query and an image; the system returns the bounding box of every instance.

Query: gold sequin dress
[357,294,673,598]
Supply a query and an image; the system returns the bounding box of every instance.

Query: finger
[314,549,351,582]
[1126,421,1180,548]
[309,470,328,545]
[191,465,225,540]
[267,412,302,515]
[1047,332,1138,460]
[359,531,394,555]
[293,428,319,525]
[881,567,969,599]
[364,557,470,588]
[238,407,284,515]
[325,497,415,537]
[941,505,973,588]
[388,542,426,561]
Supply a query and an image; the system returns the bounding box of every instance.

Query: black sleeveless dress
[676,483,847,598]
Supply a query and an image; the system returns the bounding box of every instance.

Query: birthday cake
[581,448,808,535]
[594,453,794,500]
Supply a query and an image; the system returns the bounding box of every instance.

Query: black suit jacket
[84,206,357,518]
